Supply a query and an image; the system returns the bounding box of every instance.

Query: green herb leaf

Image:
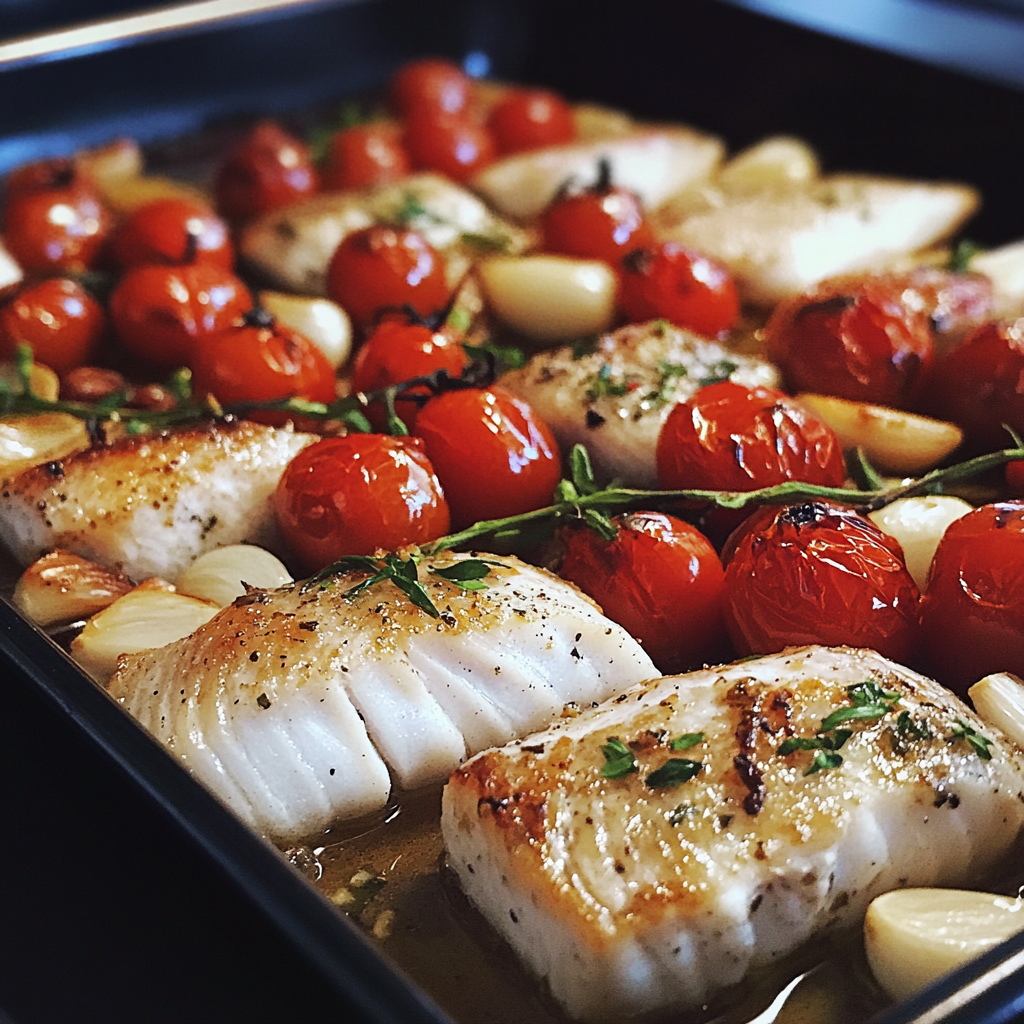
[586,363,630,401]
[805,749,844,775]
[849,447,886,492]
[949,718,994,760]
[570,444,600,496]
[646,758,702,789]
[15,344,34,394]
[554,479,579,502]
[895,710,931,742]
[667,804,693,826]
[949,239,980,274]
[570,336,599,360]
[166,367,193,403]
[848,679,900,706]
[431,560,494,583]
[670,732,704,750]
[389,572,440,617]
[460,230,512,254]
[818,703,894,731]
[582,508,618,540]
[778,736,826,756]
[696,359,738,388]
[462,341,526,371]
[600,737,637,779]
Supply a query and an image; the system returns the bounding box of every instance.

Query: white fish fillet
[499,320,779,486]
[106,553,657,840]
[0,421,315,580]
[442,645,1024,1023]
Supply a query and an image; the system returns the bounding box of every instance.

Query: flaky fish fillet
[0,421,315,580]
[499,320,779,486]
[443,646,1024,1023]
[107,554,656,840]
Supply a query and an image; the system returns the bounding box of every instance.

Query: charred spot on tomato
[792,294,856,321]
[779,502,828,528]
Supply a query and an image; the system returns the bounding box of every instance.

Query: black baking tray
[4,1,1024,1021]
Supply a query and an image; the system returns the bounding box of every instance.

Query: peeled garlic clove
[259,291,352,369]
[717,136,819,195]
[0,237,23,299]
[479,255,616,343]
[175,545,292,608]
[969,673,1024,750]
[865,888,1024,1003]
[76,137,144,190]
[796,393,963,474]
[98,175,211,215]
[71,580,218,681]
[0,360,60,402]
[13,550,133,627]
[869,495,972,591]
[0,412,90,480]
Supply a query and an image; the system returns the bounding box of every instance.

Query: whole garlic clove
[13,549,133,627]
[175,544,292,608]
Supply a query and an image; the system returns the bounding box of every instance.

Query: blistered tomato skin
[112,197,234,270]
[488,88,576,154]
[0,278,106,374]
[109,264,251,369]
[765,280,934,409]
[542,186,655,267]
[723,502,920,663]
[326,226,449,330]
[559,512,729,674]
[620,243,739,338]
[656,381,846,492]
[414,387,561,529]
[920,502,1024,695]
[321,122,411,191]
[274,434,451,573]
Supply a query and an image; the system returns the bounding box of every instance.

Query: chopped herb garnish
[462,340,526,371]
[696,359,738,388]
[388,191,446,227]
[582,508,618,540]
[600,737,637,779]
[646,758,702,789]
[301,552,438,615]
[570,336,600,360]
[670,732,704,750]
[430,558,498,592]
[460,230,513,253]
[586,363,630,401]
[667,804,693,826]
[949,239,980,274]
[895,710,931,742]
[949,719,994,760]
[806,749,844,775]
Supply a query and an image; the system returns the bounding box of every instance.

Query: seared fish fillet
[107,553,656,840]
[0,421,315,580]
[443,646,1024,1023]
[499,320,778,486]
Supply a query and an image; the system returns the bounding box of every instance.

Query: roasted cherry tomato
[928,319,1024,449]
[558,511,728,673]
[112,197,233,270]
[487,88,575,155]
[3,158,113,275]
[919,502,1024,695]
[620,243,739,337]
[274,434,450,573]
[891,266,992,354]
[414,387,561,529]
[403,113,496,182]
[189,309,336,416]
[1007,459,1024,496]
[109,263,251,369]
[321,121,411,191]
[542,174,655,267]
[764,276,934,409]
[326,225,449,329]
[722,501,920,663]
[351,319,468,431]
[0,278,106,374]
[390,58,473,118]
[656,381,846,492]
[214,121,318,221]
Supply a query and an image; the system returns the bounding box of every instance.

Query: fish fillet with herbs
[499,319,779,486]
[106,553,657,840]
[442,645,1024,1023]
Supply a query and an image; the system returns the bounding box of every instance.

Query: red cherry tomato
[722,501,920,663]
[764,277,934,409]
[403,113,496,182]
[274,434,451,573]
[656,381,846,492]
[919,502,1024,695]
[620,243,739,337]
[488,88,575,154]
[390,58,472,118]
[326,225,449,330]
[321,121,411,191]
[351,320,468,431]
[189,311,336,417]
[112,197,233,270]
[109,264,251,369]
[414,387,561,529]
[215,121,318,221]
[928,319,1024,449]
[0,278,106,374]
[1007,460,1024,496]
[542,181,655,267]
[3,158,113,275]
[558,511,728,673]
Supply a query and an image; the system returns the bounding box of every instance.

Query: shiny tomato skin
[321,122,411,191]
[109,264,251,369]
[559,511,729,673]
[1007,460,1024,496]
[656,381,846,492]
[403,113,496,182]
[390,58,472,118]
[919,502,1024,695]
[112,197,233,270]
[488,88,575,154]
[274,434,451,573]
[619,243,739,337]
[326,225,449,329]
[352,320,468,431]
[542,187,655,267]
[928,319,1024,449]
[765,278,934,408]
[722,501,920,662]
[0,278,106,374]
[414,387,561,529]
[214,121,318,221]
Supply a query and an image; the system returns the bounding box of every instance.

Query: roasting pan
[3,1,1024,1021]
